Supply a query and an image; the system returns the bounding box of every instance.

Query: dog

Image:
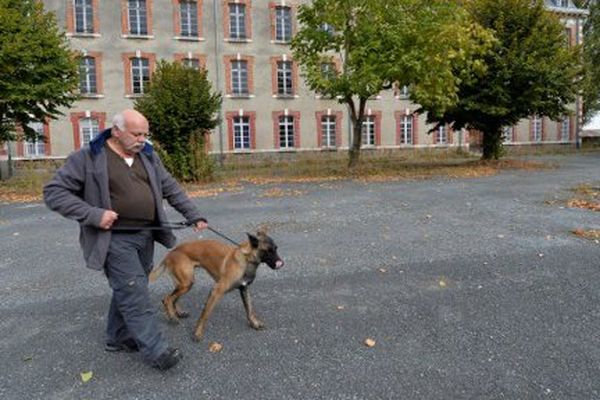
[149,230,284,341]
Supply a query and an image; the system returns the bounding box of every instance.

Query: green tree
[421,0,582,160]
[579,0,600,124]
[291,0,491,168]
[134,60,222,182]
[0,0,79,143]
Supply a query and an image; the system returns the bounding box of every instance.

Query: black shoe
[152,347,182,371]
[104,338,139,353]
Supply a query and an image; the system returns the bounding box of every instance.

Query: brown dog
[149,230,284,341]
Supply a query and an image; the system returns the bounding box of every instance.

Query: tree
[291,0,491,168]
[579,0,600,124]
[0,0,79,143]
[421,0,582,160]
[134,60,222,182]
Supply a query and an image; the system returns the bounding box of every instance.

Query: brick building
[6,0,589,160]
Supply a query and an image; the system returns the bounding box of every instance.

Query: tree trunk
[481,127,503,160]
[347,97,367,169]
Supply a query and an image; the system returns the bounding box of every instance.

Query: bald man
[44,109,207,371]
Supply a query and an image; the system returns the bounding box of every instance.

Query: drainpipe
[576,15,581,150]
[213,0,225,165]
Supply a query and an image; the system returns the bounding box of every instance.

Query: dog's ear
[246,232,259,248]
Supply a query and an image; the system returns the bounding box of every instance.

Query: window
[229,3,246,39]
[399,115,413,145]
[131,57,150,94]
[277,61,293,96]
[274,6,292,42]
[362,116,375,147]
[320,62,336,80]
[436,125,448,144]
[128,0,148,35]
[231,60,249,96]
[503,126,512,143]
[321,115,336,148]
[80,118,99,147]
[553,0,569,7]
[79,56,97,94]
[233,116,251,150]
[279,115,295,149]
[532,115,542,142]
[74,0,94,33]
[397,85,410,98]
[180,1,198,37]
[183,57,201,70]
[25,122,46,157]
[561,117,570,141]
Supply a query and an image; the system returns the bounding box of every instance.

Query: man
[43,109,208,371]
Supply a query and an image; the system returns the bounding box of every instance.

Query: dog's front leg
[239,286,265,330]
[193,283,227,342]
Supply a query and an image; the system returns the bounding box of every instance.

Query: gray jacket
[43,128,203,271]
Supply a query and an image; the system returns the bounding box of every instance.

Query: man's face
[115,118,149,155]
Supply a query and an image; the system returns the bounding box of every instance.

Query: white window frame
[180,0,198,37]
[183,58,200,70]
[561,117,570,141]
[79,56,97,94]
[229,3,246,40]
[80,118,99,147]
[279,115,295,149]
[275,6,292,42]
[437,125,448,145]
[131,57,150,94]
[532,116,542,142]
[233,116,251,150]
[231,60,248,96]
[25,122,46,157]
[277,61,293,96]
[128,0,148,35]
[321,115,336,148]
[400,115,413,145]
[361,116,375,147]
[74,0,94,33]
[503,126,512,143]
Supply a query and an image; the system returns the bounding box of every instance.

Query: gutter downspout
[213,0,225,165]
[576,15,582,150]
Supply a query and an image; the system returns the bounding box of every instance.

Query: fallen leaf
[80,371,93,383]
[208,342,223,353]
[439,279,447,288]
[364,338,376,348]
[22,355,33,362]
[378,268,387,273]
[336,305,345,310]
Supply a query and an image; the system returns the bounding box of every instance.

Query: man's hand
[193,218,208,232]
[99,210,118,230]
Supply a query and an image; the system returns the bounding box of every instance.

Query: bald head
[113,109,148,132]
[111,109,149,156]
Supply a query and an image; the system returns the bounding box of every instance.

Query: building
[6,0,589,161]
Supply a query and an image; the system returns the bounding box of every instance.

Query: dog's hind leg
[239,286,265,330]
[162,257,195,322]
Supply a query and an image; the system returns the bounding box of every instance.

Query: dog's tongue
[275,260,284,269]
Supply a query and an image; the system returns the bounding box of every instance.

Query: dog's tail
[148,258,167,283]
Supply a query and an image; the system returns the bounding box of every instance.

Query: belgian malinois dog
[149,230,284,341]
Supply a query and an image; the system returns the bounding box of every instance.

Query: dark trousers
[104,230,168,362]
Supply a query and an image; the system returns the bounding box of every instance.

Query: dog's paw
[250,320,266,330]
[166,316,180,325]
[192,333,203,343]
[176,310,190,319]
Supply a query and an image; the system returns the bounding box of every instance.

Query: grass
[0,149,556,203]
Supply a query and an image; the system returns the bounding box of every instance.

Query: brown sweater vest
[105,143,156,227]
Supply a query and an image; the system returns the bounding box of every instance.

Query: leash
[110,218,241,246]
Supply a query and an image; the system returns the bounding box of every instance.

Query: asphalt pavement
[0,153,599,399]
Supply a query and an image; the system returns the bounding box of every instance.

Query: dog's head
[246,230,284,270]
